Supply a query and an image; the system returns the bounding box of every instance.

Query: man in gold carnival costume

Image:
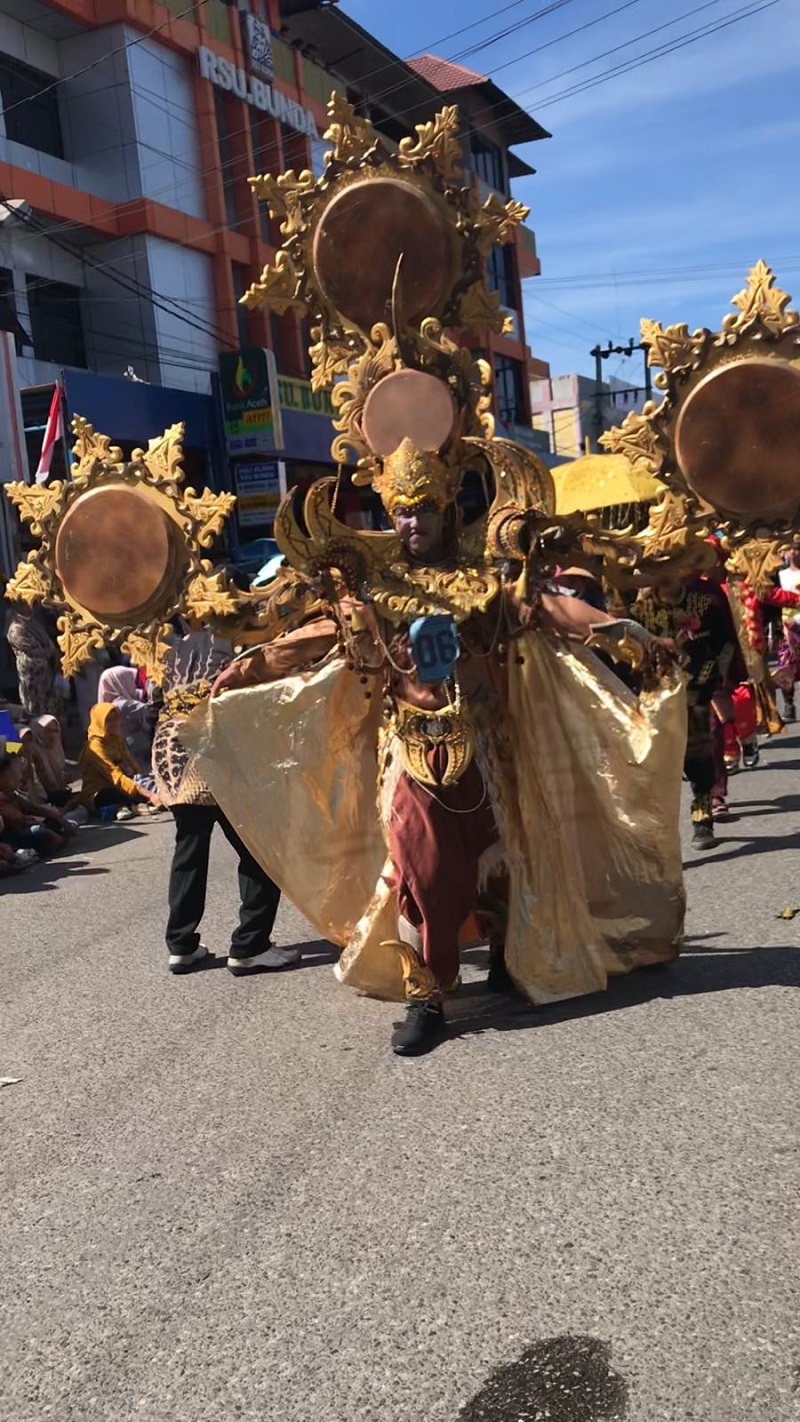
[9,94,800,1057]
[186,98,688,1055]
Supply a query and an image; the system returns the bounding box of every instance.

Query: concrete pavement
[2,729,799,1422]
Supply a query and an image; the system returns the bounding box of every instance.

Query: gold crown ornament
[372,439,461,517]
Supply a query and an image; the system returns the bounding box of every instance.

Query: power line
[514,0,787,112]
[2,0,790,369]
[483,0,731,83]
[2,200,238,353]
[0,0,210,123]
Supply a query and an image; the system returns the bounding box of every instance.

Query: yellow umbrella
[553,453,664,516]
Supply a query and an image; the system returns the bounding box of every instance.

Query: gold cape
[185,636,687,1005]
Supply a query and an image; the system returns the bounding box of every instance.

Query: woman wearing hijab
[97,666,156,773]
[78,704,161,820]
[31,716,72,803]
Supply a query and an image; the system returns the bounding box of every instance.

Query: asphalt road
[2,730,799,1422]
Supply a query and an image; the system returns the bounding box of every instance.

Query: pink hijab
[97,667,144,703]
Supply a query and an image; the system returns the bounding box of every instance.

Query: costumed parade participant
[774,541,800,720]
[7,87,800,1056]
[184,99,688,1055]
[633,573,736,848]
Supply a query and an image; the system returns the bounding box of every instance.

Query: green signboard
[218,347,282,455]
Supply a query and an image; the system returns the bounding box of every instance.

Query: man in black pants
[154,626,299,976]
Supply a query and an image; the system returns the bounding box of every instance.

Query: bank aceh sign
[199,45,318,138]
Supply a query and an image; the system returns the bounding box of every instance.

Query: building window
[486,244,516,311]
[0,266,31,355]
[26,276,86,368]
[494,355,526,427]
[470,135,505,193]
[231,263,250,349]
[0,54,64,159]
[215,90,239,230]
[252,112,282,244]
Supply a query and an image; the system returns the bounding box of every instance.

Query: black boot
[391,1000,446,1056]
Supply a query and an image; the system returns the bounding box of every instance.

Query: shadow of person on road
[445,942,800,1041]
[180,938,339,974]
[0,826,146,895]
[683,826,800,868]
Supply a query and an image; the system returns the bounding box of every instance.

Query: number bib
[408,615,460,683]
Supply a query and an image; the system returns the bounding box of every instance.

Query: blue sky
[339,0,800,385]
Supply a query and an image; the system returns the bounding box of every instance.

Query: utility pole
[588,338,652,449]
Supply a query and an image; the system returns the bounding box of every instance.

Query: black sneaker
[691,823,716,851]
[391,1000,446,1056]
[742,747,760,769]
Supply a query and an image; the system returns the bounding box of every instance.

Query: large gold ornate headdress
[245,94,529,521]
[373,440,462,516]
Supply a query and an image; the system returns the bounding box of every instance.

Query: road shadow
[446,945,800,1041]
[683,827,800,869]
[0,826,145,895]
[727,793,800,818]
[178,939,338,975]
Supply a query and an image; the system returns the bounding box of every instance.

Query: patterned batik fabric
[152,680,216,808]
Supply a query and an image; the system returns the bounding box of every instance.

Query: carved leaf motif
[640,491,696,557]
[57,617,108,678]
[121,627,172,686]
[728,259,799,335]
[600,411,662,476]
[70,417,123,476]
[309,326,357,392]
[242,251,306,315]
[324,92,376,165]
[476,194,530,255]
[458,280,507,336]
[185,571,243,622]
[135,423,186,488]
[640,318,700,371]
[184,489,236,547]
[5,558,53,606]
[4,481,65,533]
[727,537,784,598]
[398,105,463,183]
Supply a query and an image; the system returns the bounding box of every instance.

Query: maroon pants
[388,750,498,988]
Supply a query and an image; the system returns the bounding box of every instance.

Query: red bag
[732,683,758,742]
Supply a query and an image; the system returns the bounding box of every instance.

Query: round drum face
[55,486,175,621]
[362,369,457,457]
[312,178,453,332]
[675,357,800,519]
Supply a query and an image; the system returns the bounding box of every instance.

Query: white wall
[0,20,207,214]
[59,24,140,204]
[128,38,206,220]
[145,236,216,395]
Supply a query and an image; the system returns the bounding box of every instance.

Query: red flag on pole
[35,383,63,484]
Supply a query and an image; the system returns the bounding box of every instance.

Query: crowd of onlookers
[1,608,165,885]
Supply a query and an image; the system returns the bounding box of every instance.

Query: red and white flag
[35,383,64,484]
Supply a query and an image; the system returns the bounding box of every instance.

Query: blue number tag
[409,615,460,684]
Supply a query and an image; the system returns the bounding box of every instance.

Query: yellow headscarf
[85,703,135,765]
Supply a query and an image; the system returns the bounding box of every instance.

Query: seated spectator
[97,667,156,774]
[0,815,38,878]
[78,704,161,820]
[0,751,71,857]
[31,715,74,805]
[16,727,47,802]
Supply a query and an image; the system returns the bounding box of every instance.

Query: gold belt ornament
[392,697,475,788]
